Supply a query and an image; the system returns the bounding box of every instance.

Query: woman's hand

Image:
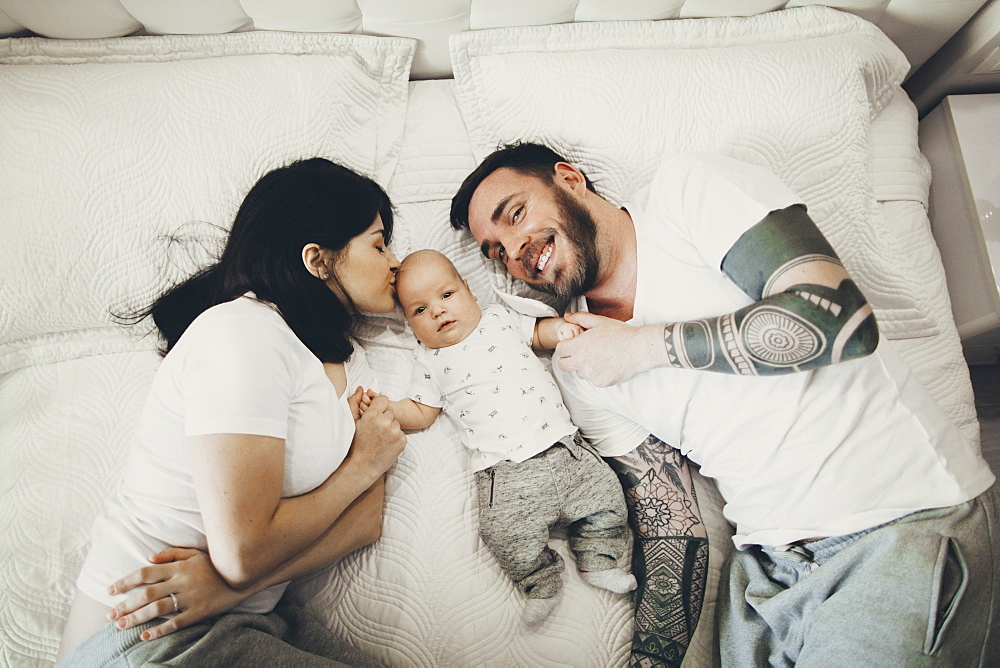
[347,393,406,481]
[105,547,250,641]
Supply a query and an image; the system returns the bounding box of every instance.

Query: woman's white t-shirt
[554,152,995,549]
[77,295,370,612]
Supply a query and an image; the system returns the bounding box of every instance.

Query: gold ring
[169,593,179,613]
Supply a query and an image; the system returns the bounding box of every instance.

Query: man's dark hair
[449,142,595,230]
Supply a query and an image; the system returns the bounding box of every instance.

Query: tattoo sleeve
[663,205,879,376]
[607,436,708,667]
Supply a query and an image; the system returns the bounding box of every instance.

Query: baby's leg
[558,435,635,591]
[474,458,564,627]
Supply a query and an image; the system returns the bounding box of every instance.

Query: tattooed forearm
[608,436,708,667]
[661,205,879,376]
[662,276,877,375]
[610,435,683,487]
[630,537,708,667]
[608,435,706,539]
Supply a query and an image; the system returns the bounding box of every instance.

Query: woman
[58,158,407,665]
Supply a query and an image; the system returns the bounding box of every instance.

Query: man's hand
[555,312,666,387]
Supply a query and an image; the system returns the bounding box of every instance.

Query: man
[450,142,997,666]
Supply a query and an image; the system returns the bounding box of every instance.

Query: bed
[0,2,987,666]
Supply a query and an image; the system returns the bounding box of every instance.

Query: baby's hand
[557,322,584,341]
[358,388,377,415]
[350,387,379,419]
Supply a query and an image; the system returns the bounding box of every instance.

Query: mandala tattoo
[625,469,701,536]
[740,305,824,366]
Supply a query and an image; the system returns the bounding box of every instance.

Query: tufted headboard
[0,0,990,80]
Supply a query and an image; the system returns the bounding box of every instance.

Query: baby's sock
[580,568,637,594]
[522,595,560,629]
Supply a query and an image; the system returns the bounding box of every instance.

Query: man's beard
[524,187,599,299]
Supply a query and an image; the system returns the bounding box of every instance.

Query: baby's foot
[580,568,637,594]
[522,595,560,629]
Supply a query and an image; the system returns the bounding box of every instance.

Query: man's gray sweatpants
[474,432,630,600]
[719,480,1000,666]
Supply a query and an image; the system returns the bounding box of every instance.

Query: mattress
[0,9,980,667]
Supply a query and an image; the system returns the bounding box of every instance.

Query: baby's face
[397,256,482,349]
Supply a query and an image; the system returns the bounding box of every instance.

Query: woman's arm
[557,206,879,386]
[106,476,386,641]
[192,393,404,589]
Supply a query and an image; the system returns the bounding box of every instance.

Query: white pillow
[0,31,414,372]
[450,5,939,341]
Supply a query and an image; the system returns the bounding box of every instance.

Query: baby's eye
[442,291,454,299]
[414,306,426,315]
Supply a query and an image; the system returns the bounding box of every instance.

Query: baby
[371,249,635,628]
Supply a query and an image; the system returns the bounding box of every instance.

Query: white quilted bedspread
[0,8,979,668]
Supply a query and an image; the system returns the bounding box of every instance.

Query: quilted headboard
[0,0,990,80]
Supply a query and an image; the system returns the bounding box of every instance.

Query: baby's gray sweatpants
[474,432,629,600]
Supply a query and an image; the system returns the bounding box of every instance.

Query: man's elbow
[839,306,880,361]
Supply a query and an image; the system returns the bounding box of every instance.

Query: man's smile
[525,236,556,278]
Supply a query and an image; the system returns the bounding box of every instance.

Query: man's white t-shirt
[554,152,995,549]
[77,295,369,612]
[408,304,576,471]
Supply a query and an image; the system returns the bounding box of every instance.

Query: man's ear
[553,161,587,193]
[302,243,330,280]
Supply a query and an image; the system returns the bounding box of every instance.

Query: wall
[905,0,1000,116]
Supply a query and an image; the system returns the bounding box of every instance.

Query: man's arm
[559,205,879,385]
[607,436,708,667]
[672,204,878,374]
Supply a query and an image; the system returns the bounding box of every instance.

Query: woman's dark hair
[145,158,393,363]
[449,142,595,231]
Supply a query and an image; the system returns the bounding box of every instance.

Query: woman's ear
[302,243,330,280]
